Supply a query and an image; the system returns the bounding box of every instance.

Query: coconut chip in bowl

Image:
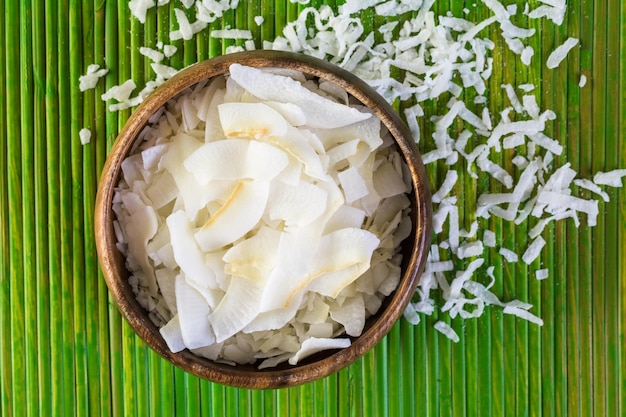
[111,62,417,369]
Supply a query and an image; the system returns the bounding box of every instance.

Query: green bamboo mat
[1,0,624,416]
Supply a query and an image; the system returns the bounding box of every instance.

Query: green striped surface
[1,1,624,416]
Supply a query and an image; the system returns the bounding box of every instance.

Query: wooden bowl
[95,50,432,389]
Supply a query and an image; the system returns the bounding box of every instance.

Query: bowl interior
[94,50,432,389]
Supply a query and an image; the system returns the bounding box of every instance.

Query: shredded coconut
[546,37,579,69]
[79,64,109,91]
[434,321,460,343]
[79,128,92,145]
[139,47,164,63]
[522,236,546,265]
[499,247,519,263]
[593,169,626,187]
[210,29,253,39]
[483,230,496,247]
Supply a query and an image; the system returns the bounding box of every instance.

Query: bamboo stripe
[564,2,584,416]
[80,0,103,415]
[32,0,53,408]
[590,0,609,416]
[602,1,621,416]
[0,0,8,408]
[7,3,26,417]
[607,2,626,415]
[0,0,10,414]
[20,1,39,416]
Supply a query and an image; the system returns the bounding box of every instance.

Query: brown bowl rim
[94,50,432,389]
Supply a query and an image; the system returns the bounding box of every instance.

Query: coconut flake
[288,337,351,365]
[160,315,186,352]
[139,46,164,63]
[593,169,626,187]
[79,128,92,145]
[175,275,216,349]
[503,305,543,325]
[574,179,610,202]
[434,321,460,343]
[502,84,523,114]
[211,29,253,40]
[79,64,109,91]
[101,79,137,102]
[546,37,579,69]
[522,236,546,265]
[432,170,458,203]
[457,241,484,259]
[194,180,271,252]
[151,63,178,80]
[163,45,177,57]
[483,230,496,247]
[129,0,156,23]
[499,247,519,263]
[228,64,371,129]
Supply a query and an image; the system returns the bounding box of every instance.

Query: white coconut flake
[528,3,566,26]
[499,247,519,263]
[519,83,535,92]
[432,170,458,204]
[151,63,178,80]
[520,46,534,66]
[502,84,523,114]
[162,45,177,57]
[171,8,206,41]
[79,64,109,91]
[522,236,546,265]
[579,74,587,88]
[79,128,92,145]
[139,46,165,63]
[574,179,610,202]
[211,29,253,40]
[254,16,264,26]
[449,258,484,298]
[536,191,599,226]
[434,321,460,343]
[593,169,626,187]
[503,305,544,325]
[483,230,496,247]
[546,37,579,69]
[535,269,549,280]
[288,337,350,365]
[459,221,478,238]
[512,155,529,169]
[101,79,137,102]
[457,241,484,259]
[129,0,156,24]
